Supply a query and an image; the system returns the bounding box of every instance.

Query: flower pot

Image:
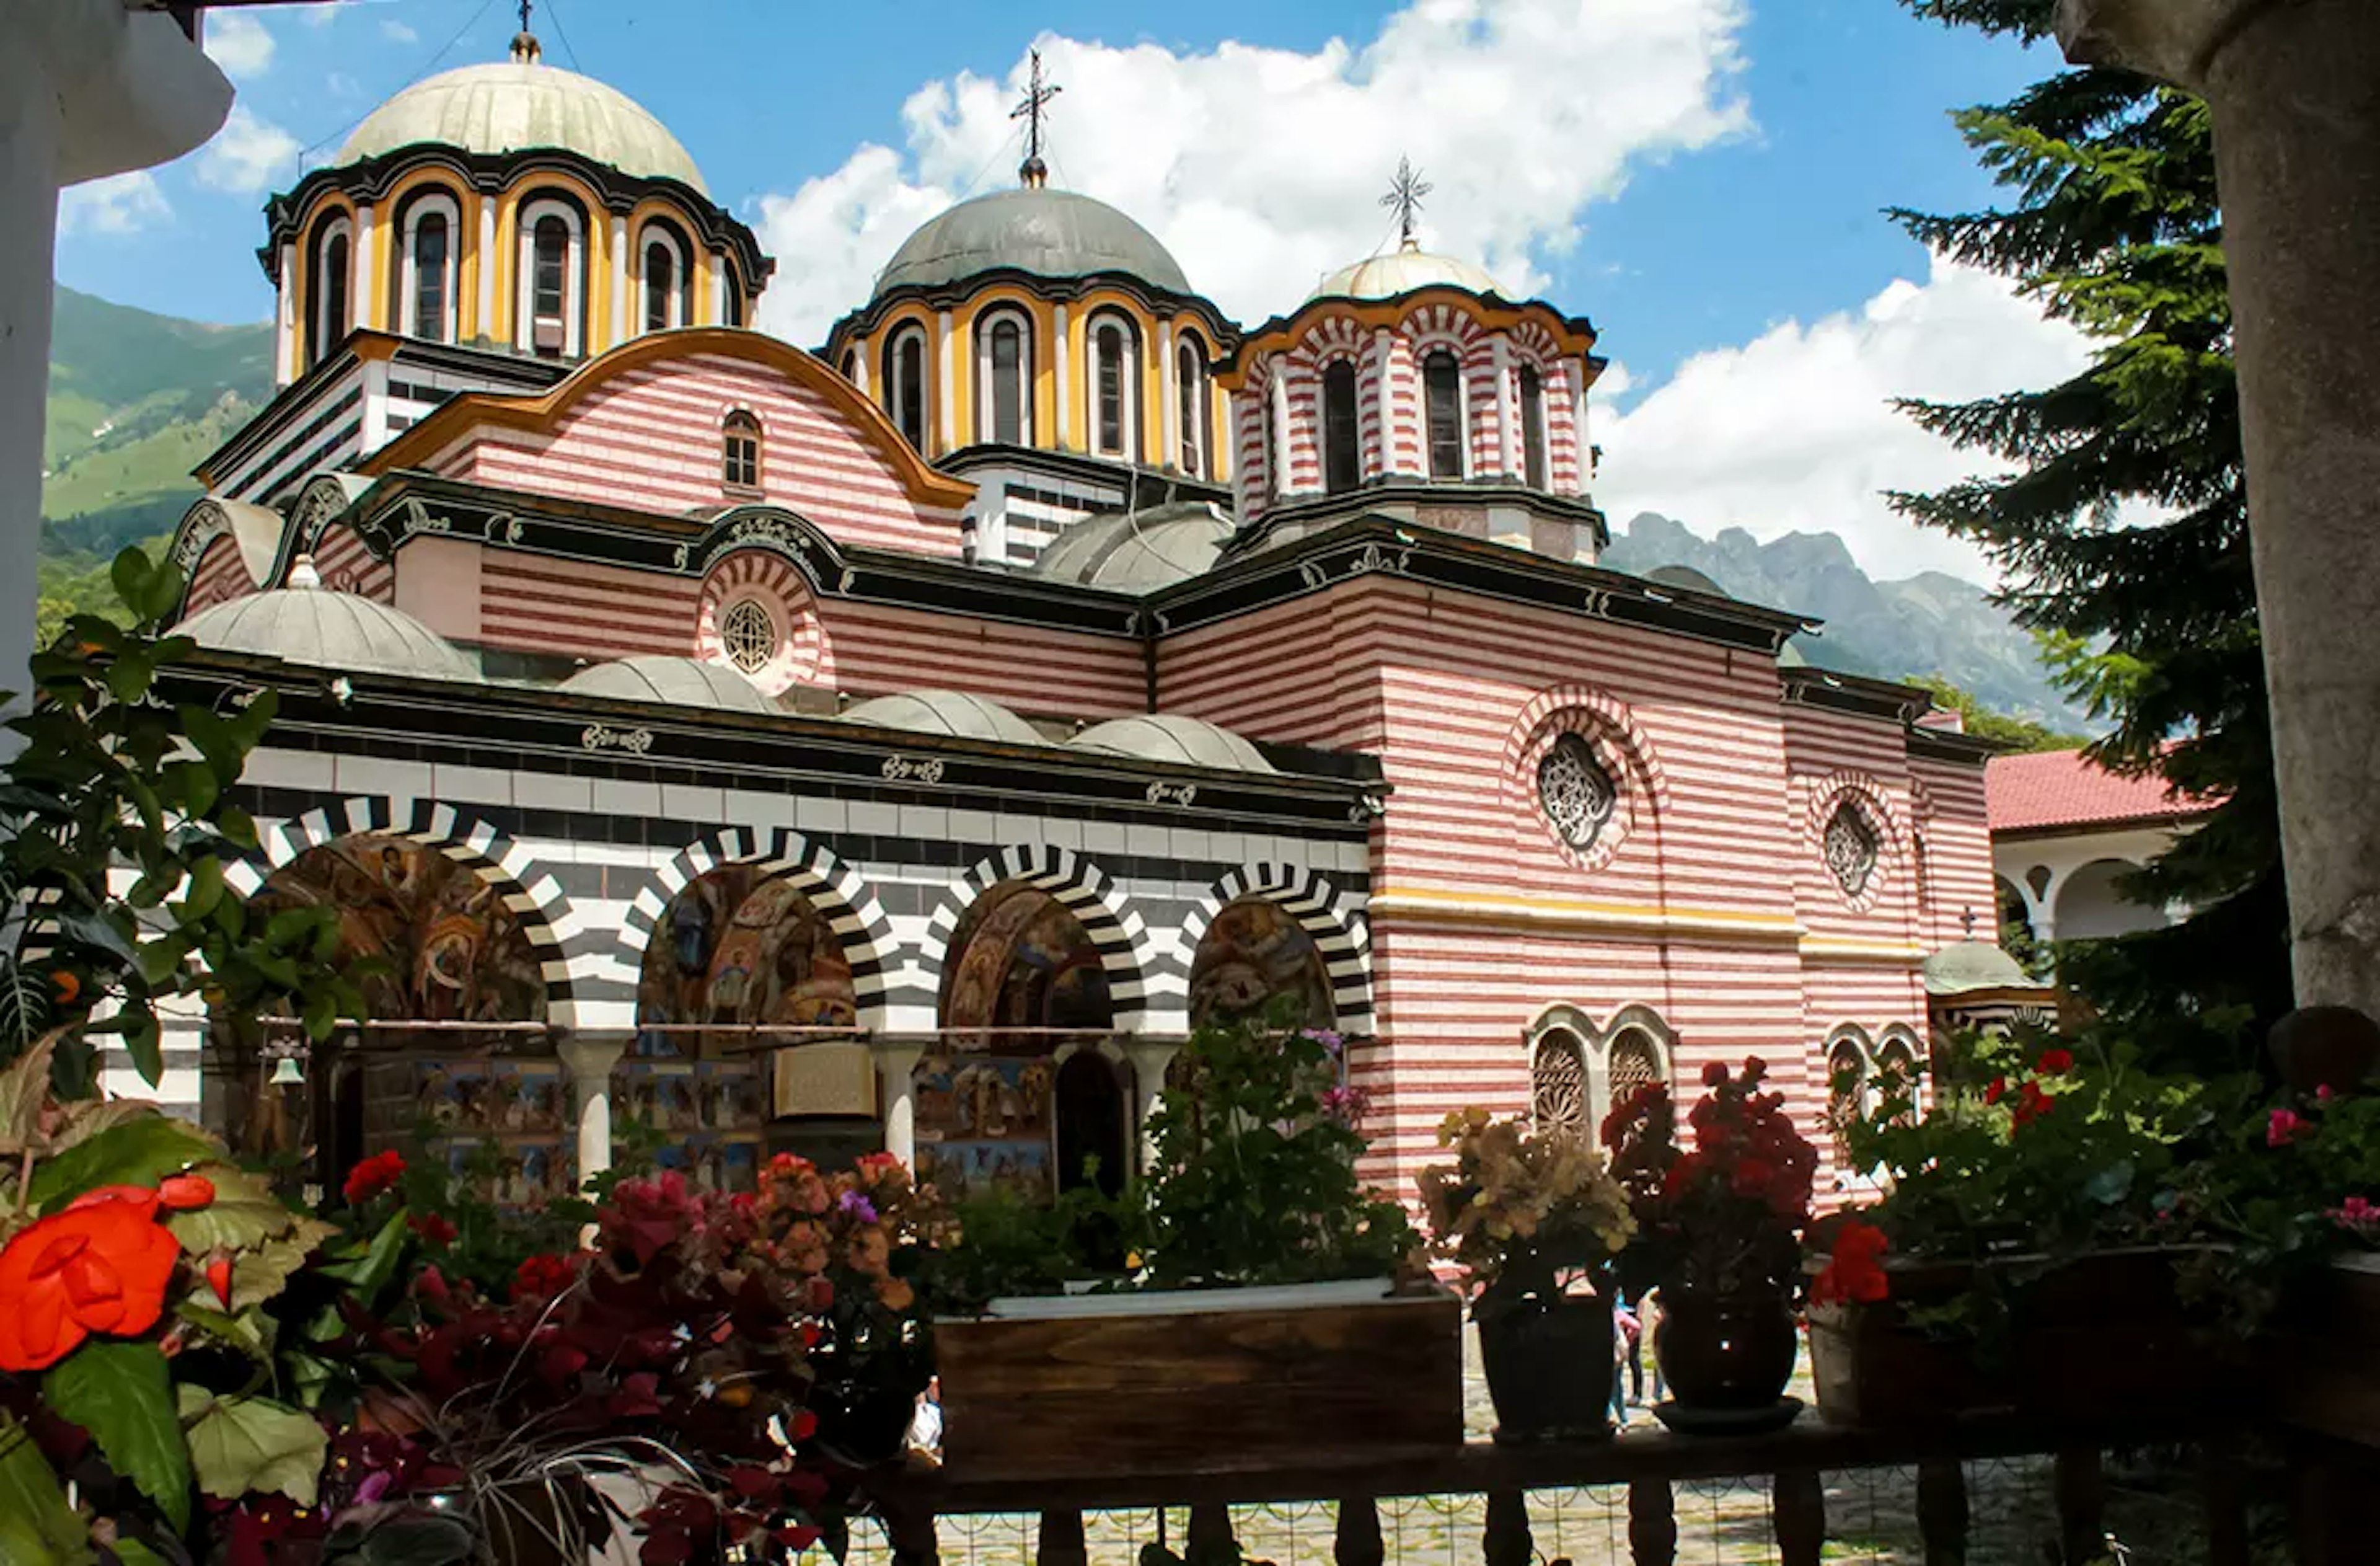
[1655,1284,1797,1413]
[1476,1285,1616,1444]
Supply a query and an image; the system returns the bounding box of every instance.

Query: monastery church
[152,25,2019,1202]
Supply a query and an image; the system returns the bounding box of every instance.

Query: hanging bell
[268,1056,305,1086]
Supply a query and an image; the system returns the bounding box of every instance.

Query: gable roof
[1986,747,2218,834]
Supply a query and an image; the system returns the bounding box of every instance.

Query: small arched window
[1827,1040,1869,1168]
[1176,338,1208,477]
[1532,1029,1589,1138]
[1321,360,1360,494]
[309,217,353,369]
[1424,350,1464,479]
[1606,1029,1665,1123]
[401,195,458,344]
[721,410,761,492]
[1091,316,1139,459]
[1519,363,1548,489]
[977,311,1031,446]
[643,234,684,334]
[519,201,583,358]
[885,326,928,451]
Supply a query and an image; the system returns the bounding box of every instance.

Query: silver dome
[1071,714,1276,774]
[1033,503,1233,592]
[560,656,776,712]
[841,689,1044,746]
[874,187,1189,298]
[174,585,477,683]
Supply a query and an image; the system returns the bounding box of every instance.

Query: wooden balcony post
[1036,1509,1088,1566]
[1628,1477,1677,1566]
[2053,1449,2104,1565]
[1187,1502,1236,1566]
[1483,1489,1533,1566]
[1772,1468,1825,1566]
[1916,1459,1968,1566]
[1334,1497,1385,1566]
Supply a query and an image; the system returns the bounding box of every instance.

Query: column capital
[557,1032,630,1081]
[2053,0,2272,87]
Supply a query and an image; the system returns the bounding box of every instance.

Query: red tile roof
[1986,748,2217,834]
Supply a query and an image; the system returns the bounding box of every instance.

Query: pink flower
[2329,1196,2380,1235]
[2270,1107,2307,1148]
[2319,1084,2337,1102]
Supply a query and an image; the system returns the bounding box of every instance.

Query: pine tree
[1890,0,2291,1069]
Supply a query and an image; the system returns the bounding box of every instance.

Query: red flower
[1810,1220,1890,1307]
[343,1150,407,1205]
[2270,1107,2307,1148]
[0,1187,181,1371]
[2037,1048,2075,1076]
[408,1213,459,1248]
[203,1255,234,1310]
[1700,1061,1727,1087]
[512,1252,582,1302]
[2012,1081,2055,1129]
[1983,1076,2008,1106]
[157,1173,216,1210]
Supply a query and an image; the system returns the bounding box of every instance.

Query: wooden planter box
[933,1280,1464,1479]
[1809,1247,2231,1430]
[2268,1254,2380,1446]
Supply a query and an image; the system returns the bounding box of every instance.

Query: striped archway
[919,845,1154,1032]
[616,826,897,1029]
[1175,862,1372,1030]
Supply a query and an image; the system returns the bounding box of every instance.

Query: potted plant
[925,1017,1457,1479]
[1417,1108,1636,1443]
[1807,1033,2236,1429]
[1603,1058,1817,1432]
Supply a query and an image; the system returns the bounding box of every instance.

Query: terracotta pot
[1654,1284,1797,1412]
[1476,1284,1616,1443]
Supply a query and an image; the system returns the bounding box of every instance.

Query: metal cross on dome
[1382,156,1432,249]
[1011,49,1062,182]
[517,0,534,33]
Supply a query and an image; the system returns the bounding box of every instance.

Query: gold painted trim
[1368,887,1802,943]
[1797,937,1929,966]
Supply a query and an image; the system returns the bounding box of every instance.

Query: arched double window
[1531,1029,1589,1138]
[641,224,692,334]
[883,324,929,451]
[306,214,353,370]
[976,309,1033,446]
[1525,1007,1674,1143]
[1176,337,1210,477]
[1518,362,1548,489]
[517,197,586,359]
[1090,314,1140,460]
[1424,350,1465,479]
[721,409,762,492]
[398,192,459,344]
[1321,359,1360,494]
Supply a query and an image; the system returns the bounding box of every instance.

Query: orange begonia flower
[0,1187,181,1371]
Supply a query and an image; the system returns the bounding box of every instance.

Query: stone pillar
[477,194,498,344]
[1117,1037,1181,1179]
[609,213,629,345]
[558,1033,628,1187]
[1052,303,1071,449]
[0,57,61,712]
[1158,319,1178,471]
[2057,0,2380,1017]
[871,1042,925,1169]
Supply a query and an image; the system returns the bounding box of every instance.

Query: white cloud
[196,106,303,196]
[754,0,1751,343]
[203,11,275,77]
[382,19,420,44]
[58,171,172,236]
[1592,257,2096,582]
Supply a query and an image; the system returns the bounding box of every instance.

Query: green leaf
[177,1389,325,1506]
[42,1343,192,1533]
[162,1162,305,1255]
[28,1117,220,1210]
[48,1098,157,1156]
[104,654,154,707]
[301,988,338,1042]
[173,1301,271,1361]
[55,913,138,973]
[0,1415,92,1564]
[108,551,152,617]
[263,908,319,950]
[135,564,185,630]
[121,1014,162,1091]
[217,807,259,852]
[314,1210,411,1299]
[110,1541,167,1566]
[230,1219,337,1311]
[178,859,224,922]
[159,761,218,821]
[0,1032,56,1154]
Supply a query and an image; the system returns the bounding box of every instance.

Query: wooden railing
[862,1414,2254,1566]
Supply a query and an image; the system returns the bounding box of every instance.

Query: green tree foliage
[1913,672,2087,753]
[1890,0,2289,1069]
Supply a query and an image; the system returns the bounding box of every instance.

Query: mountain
[40,286,273,635]
[1600,512,2096,732]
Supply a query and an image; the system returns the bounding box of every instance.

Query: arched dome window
[1423,349,1465,479]
[1176,336,1209,477]
[976,309,1033,446]
[399,192,459,344]
[306,215,353,370]
[721,409,762,492]
[518,197,586,359]
[884,324,928,451]
[641,223,691,334]
[1321,359,1360,494]
[1519,362,1548,489]
[1090,313,1140,460]
[840,348,860,384]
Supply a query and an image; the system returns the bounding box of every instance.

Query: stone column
[1117,1037,1181,1179]
[609,213,629,345]
[871,1042,925,1169]
[558,1033,628,1187]
[2056,0,2380,1017]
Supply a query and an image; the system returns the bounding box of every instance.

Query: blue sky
[55,1,2090,580]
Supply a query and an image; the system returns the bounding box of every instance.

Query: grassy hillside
[40,286,273,639]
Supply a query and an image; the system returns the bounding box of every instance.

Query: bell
[268,1056,304,1086]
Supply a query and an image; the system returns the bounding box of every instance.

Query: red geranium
[1983,1076,2008,1106]
[408,1212,459,1247]
[511,1251,583,1302]
[2036,1048,2075,1076]
[2011,1081,2055,1129]
[0,1186,183,1371]
[1810,1219,1890,1307]
[343,1149,407,1205]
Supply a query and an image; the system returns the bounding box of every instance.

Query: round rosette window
[1522,726,1632,871]
[696,551,829,696]
[1823,799,1882,901]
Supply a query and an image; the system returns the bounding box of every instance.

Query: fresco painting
[1188,897,1334,1030]
[637,866,858,1055]
[938,883,1113,1043]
